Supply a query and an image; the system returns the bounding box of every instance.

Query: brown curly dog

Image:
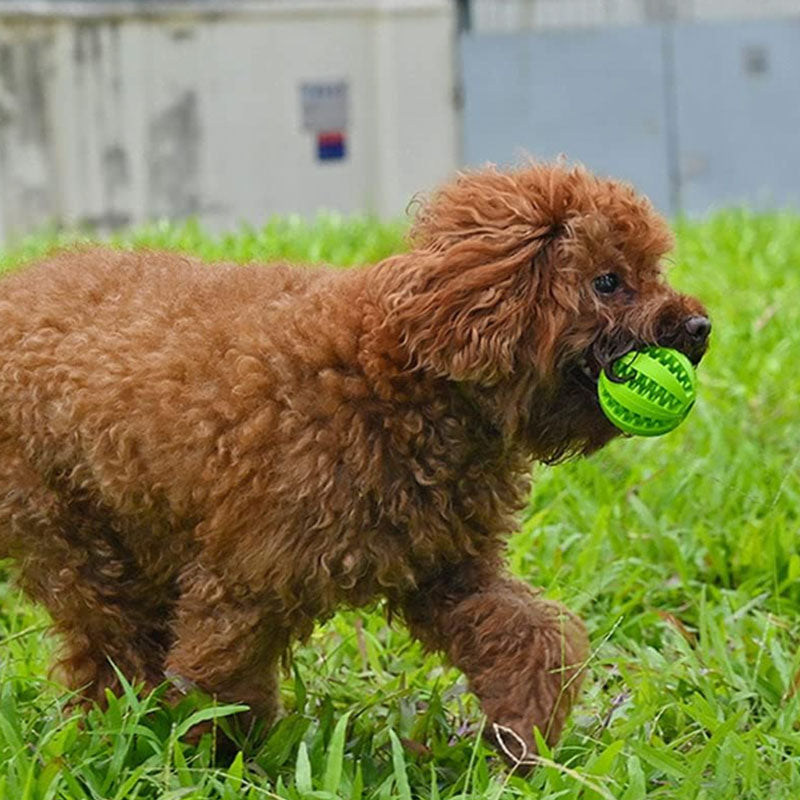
[0,163,709,763]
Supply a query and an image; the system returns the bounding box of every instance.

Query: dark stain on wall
[21,37,49,147]
[0,41,15,95]
[104,144,129,197]
[74,21,102,65]
[148,90,201,219]
[0,28,58,231]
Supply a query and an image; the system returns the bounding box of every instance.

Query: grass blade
[323,710,351,794]
[388,730,412,800]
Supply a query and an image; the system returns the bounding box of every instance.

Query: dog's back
[0,247,343,555]
[0,246,322,345]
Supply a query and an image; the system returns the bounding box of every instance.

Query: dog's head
[380,163,710,458]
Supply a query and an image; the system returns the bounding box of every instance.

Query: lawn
[0,211,798,799]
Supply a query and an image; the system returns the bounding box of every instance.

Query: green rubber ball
[597,347,697,437]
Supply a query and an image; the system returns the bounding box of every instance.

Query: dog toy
[597,347,697,436]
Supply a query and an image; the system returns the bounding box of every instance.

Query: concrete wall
[462,26,673,211]
[462,18,800,217]
[0,1,458,241]
[470,0,800,32]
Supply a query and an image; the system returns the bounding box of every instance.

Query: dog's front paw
[476,601,590,768]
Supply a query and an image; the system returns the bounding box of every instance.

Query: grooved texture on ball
[598,347,697,437]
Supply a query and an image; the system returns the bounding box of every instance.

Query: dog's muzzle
[658,314,711,365]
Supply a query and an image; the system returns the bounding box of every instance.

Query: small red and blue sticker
[317,131,346,161]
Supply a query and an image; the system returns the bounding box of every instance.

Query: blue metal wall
[461,19,800,216]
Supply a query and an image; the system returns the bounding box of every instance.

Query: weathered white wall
[0,1,457,240]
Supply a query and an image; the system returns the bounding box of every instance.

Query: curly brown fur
[0,163,708,761]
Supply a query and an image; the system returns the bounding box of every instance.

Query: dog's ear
[384,236,559,384]
[379,169,569,384]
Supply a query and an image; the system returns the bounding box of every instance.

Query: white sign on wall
[300,80,349,132]
[300,80,349,161]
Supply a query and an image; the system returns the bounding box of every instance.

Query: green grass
[0,211,798,799]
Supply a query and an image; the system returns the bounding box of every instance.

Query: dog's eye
[593,273,620,295]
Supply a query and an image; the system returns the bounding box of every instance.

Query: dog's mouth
[574,352,603,386]
[571,338,641,390]
[571,336,705,392]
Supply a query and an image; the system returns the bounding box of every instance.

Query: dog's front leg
[402,571,589,764]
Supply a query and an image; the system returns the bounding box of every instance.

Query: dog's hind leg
[21,529,174,704]
[401,565,589,764]
[0,444,175,704]
[164,563,286,736]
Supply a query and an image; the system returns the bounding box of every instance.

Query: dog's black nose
[684,315,711,341]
